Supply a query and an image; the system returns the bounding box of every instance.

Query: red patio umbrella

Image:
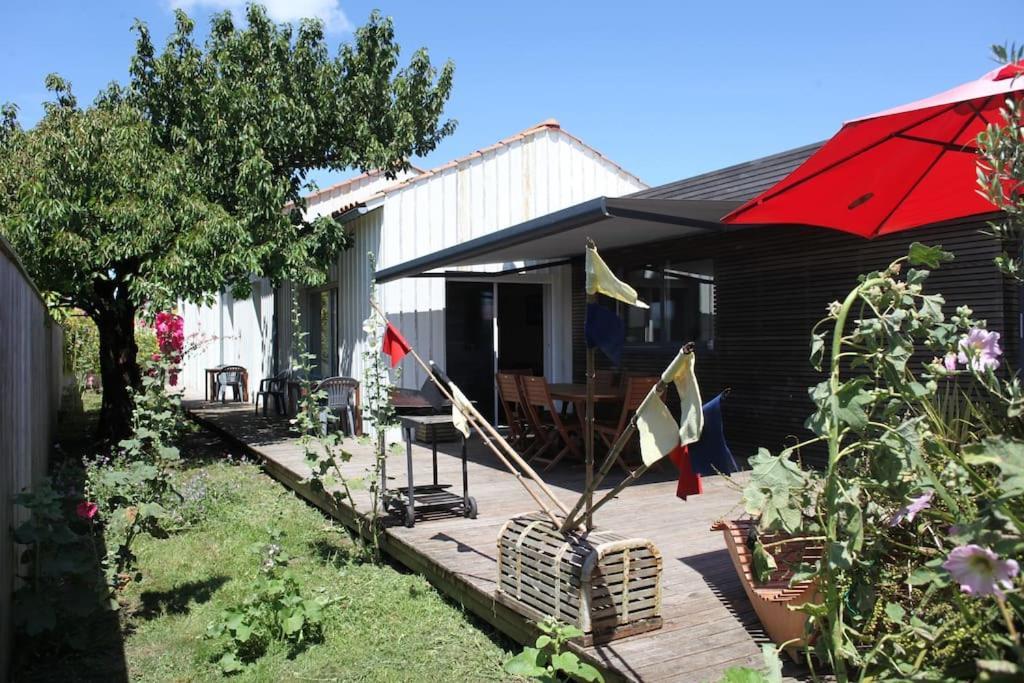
[723,62,1024,236]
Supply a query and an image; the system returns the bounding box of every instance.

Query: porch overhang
[373,197,741,283]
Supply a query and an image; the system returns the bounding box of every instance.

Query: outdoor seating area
[497,370,669,474]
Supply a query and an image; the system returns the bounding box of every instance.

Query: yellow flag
[450,383,472,438]
[661,350,703,447]
[585,246,649,309]
[636,390,679,466]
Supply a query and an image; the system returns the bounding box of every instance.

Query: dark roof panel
[630,142,824,202]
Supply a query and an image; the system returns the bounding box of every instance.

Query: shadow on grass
[137,576,230,620]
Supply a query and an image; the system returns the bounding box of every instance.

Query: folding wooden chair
[496,372,534,452]
[519,376,583,471]
[595,375,659,473]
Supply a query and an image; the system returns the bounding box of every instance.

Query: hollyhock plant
[76,500,98,520]
[153,312,185,385]
[889,490,933,527]
[957,327,1002,372]
[942,544,1019,598]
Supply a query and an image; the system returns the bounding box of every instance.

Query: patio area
[185,399,806,682]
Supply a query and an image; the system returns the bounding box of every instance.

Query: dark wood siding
[572,218,1017,462]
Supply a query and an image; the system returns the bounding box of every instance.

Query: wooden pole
[585,294,596,531]
[560,343,694,532]
[369,300,571,522]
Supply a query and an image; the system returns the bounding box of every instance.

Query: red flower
[76,501,98,520]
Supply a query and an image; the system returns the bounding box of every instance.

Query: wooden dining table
[547,383,623,429]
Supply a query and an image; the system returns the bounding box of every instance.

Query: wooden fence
[0,236,63,677]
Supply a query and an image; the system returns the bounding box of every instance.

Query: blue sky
[1,1,1017,190]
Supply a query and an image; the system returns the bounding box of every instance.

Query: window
[621,259,715,348]
[306,288,337,379]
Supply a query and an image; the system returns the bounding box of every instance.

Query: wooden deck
[186,400,804,682]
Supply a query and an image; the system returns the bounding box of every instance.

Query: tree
[0,6,455,442]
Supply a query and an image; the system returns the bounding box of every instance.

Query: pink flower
[942,544,1019,598]
[889,490,934,526]
[76,501,98,520]
[943,353,958,372]
[957,328,1002,372]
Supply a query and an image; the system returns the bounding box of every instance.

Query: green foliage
[11,483,107,648]
[977,43,1024,284]
[85,356,190,592]
[62,312,100,385]
[0,6,455,439]
[744,239,1024,680]
[718,645,783,683]
[206,530,331,672]
[504,618,603,682]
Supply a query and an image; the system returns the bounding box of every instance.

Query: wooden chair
[595,375,659,473]
[315,376,362,436]
[519,376,582,471]
[496,372,535,453]
[216,365,246,403]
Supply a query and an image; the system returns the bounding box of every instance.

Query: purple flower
[957,328,1002,372]
[943,353,958,372]
[889,490,934,526]
[942,544,1019,598]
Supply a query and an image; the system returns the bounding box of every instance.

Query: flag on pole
[689,393,739,476]
[585,246,649,309]
[450,382,472,438]
[636,391,679,466]
[668,445,703,500]
[584,302,625,365]
[661,350,703,447]
[382,321,411,368]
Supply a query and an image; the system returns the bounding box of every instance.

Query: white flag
[662,351,703,447]
[636,390,679,466]
[450,383,472,438]
[585,246,649,309]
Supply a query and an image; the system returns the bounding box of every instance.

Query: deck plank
[186,401,805,682]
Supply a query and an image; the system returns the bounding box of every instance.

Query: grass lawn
[17,408,516,682]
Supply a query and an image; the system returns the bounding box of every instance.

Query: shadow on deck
[184,399,807,683]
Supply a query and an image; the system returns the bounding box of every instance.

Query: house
[178,120,647,416]
[379,142,1017,457]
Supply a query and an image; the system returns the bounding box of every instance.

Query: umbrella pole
[585,294,596,530]
[369,300,571,522]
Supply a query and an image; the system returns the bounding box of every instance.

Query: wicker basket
[497,512,663,645]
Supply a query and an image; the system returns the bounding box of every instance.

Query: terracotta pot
[711,519,821,657]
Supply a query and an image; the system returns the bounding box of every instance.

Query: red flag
[382,321,412,368]
[668,445,702,500]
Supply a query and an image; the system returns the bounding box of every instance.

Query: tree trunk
[94,295,141,445]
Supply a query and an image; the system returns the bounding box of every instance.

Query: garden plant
[742,47,1024,681]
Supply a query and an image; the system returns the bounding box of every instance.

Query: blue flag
[689,392,739,476]
[585,302,624,366]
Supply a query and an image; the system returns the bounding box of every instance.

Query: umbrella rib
[871,98,991,236]
[893,133,977,154]
[739,103,959,210]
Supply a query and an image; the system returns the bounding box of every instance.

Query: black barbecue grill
[382,367,477,527]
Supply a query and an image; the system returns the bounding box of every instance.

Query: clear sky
[1,1,1018,191]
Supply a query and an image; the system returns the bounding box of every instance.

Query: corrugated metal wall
[180,124,646,401]
[0,238,63,678]
[374,127,646,389]
[179,279,275,399]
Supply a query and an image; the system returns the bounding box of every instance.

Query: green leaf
[759,645,783,683]
[908,242,953,269]
[505,648,547,678]
[884,602,906,623]
[718,666,767,683]
[218,652,244,673]
[550,650,582,672]
[282,613,305,635]
[535,634,552,649]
